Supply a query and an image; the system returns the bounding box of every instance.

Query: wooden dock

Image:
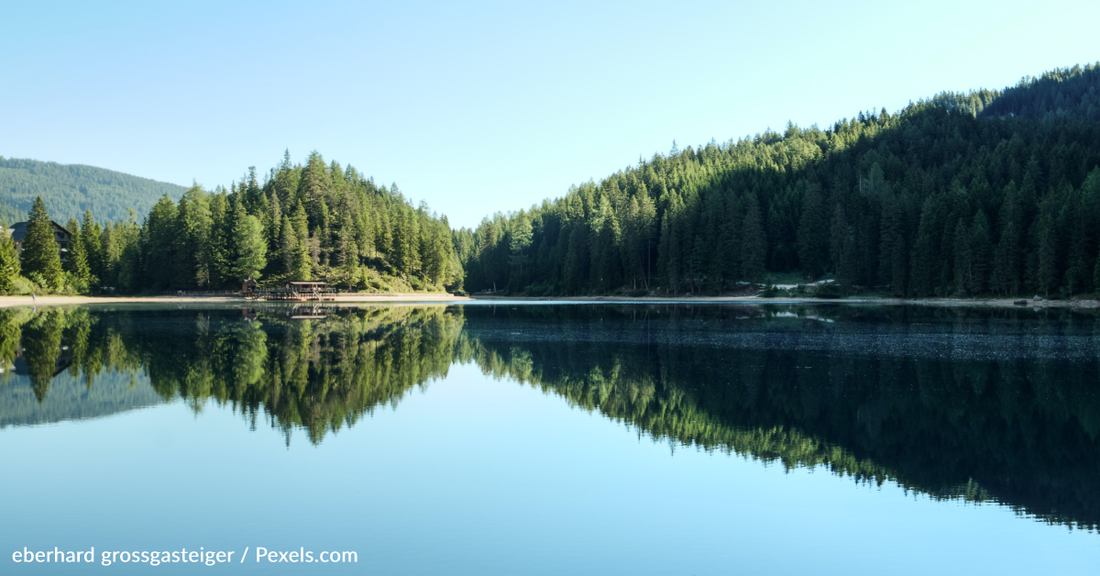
[245,281,336,302]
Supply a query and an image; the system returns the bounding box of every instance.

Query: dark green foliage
[23,152,463,294]
[459,63,1100,297]
[981,63,1100,121]
[0,218,19,292]
[21,196,63,289]
[462,304,1100,530]
[0,306,461,444]
[797,184,828,279]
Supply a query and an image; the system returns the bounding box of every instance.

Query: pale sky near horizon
[3,0,1099,228]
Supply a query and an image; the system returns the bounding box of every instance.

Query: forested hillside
[459,63,1100,298]
[13,151,463,294]
[0,157,186,223]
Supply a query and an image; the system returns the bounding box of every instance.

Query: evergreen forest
[7,63,1100,298]
[459,63,1100,298]
[7,152,463,294]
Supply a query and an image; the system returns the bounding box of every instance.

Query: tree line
[3,151,464,294]
[459,64,1100,298]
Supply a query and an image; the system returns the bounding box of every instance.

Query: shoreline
[1,293,1094,309]
[467,294,1100,309]
[0,293,472,308]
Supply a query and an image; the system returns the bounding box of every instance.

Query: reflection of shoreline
[0,294,470,309]
[3,304,1098,532]
[0,370,164,428]
[460,305,1100,532]
[3,294,1099,310]
[469,295,1100,309]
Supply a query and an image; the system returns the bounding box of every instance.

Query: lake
[1,302,1098,575]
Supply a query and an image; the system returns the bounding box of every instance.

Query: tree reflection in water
[1,303,1098,531]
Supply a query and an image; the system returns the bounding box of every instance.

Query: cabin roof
[7,221,72,243]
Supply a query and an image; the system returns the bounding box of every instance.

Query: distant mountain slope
[0,369,165,428]
[0,157,186,223]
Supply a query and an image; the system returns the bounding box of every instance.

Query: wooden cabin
[7,220,72,263]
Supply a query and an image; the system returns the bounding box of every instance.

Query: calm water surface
[1,303,1098,575]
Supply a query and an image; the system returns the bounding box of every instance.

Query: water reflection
[1,303,1099,532]
[0,306,464,443]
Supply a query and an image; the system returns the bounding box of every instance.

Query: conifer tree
[206,194,231,288]
[22,196,63,289]
[829,202,848,276]
[953,219,971,296]
[909,195,944,296]
[740,193,766,283]
[992,221,1021,295]
[509,212,533,281]
[80,209,103,288]
[0,218,20,292]
[280,215,297,276]
[144,195,178,290]
[638,190,657,289]
[797,184,828,279]
[969,211,992,294]
[1034,208,1060,294]
[232,214,267,280]
[65,216,91,291]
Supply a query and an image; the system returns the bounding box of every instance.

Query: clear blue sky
[3,0,1098,229]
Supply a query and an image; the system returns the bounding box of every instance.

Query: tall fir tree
[740,193,766,283]
[0,217,20,292]
[21,196,63,289]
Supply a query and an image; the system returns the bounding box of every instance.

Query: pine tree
[80,209,103,288]
[797,184,828,279]
[144,195,178,290]
[589,195,621,292]
[280,215,297,276]
[969,211,992,294]
[829,201,848,276]
[722,195,742,288]
[656,213,672,292]
[175,185,213,289]
[0,218,20,292]
[232,214,267,281]
[290,200,312,280]
[22,196,63,289]
[206,194,231,288]
[637,190,657,289]
[509,212,533,281]
[65,216,91,292]
[1037,211,1059,296]
[268,192,282,257]
[909,195,944,296]
[992,221,1021,295]
[953,219,971,296]
[741,193,766,283]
